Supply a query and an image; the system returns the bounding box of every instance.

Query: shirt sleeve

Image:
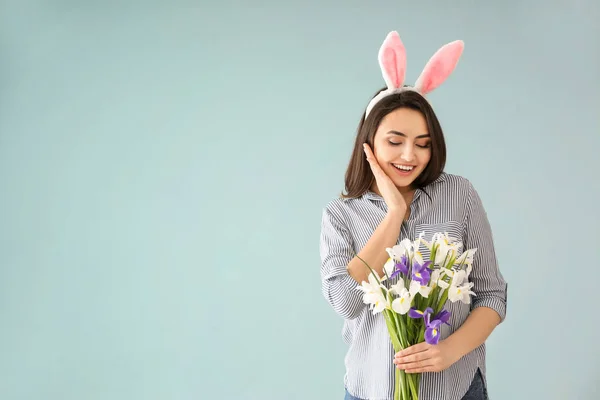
[463,181,508,323]
[319,205,366,320]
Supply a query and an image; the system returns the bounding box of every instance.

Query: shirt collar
[356,172,448,204]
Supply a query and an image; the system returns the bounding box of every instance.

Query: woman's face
[372,107,432,191]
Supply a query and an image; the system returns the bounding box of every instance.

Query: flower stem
[435,289,449,315]
[394,367,401,400]
[406,372,419,397]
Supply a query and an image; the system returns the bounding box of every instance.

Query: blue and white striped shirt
[319,173,507,400]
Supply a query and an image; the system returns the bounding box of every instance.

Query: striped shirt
[319,173,507,400]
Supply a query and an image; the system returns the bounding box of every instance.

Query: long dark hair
[342,88,447,198]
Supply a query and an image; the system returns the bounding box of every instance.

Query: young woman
[319,32,507,400]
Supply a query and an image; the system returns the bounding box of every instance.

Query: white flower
[431,268,454,289]
[413,249,425,266]
[391,287,412,314]
[429,269,442,288]
[448,281,476,304]
[369,294,389,313]
[437,278,450,290]
[433,231,461,247]
[421,232,463,267]
[455,248,477,268]
[409,280,432,298]
[389,280,406,296]
[451,269,468,287]
[382,257,395,280]
[387,232,425,261]
[386,239,413,260]
[435,242,462,267]
[356,272,389,314]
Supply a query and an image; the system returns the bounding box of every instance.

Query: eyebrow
[387,130,430,139]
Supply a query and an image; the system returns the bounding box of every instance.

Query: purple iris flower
[411,260,432,286]
[390,254,409,279]
[408,308,452,345]
[424,319,443,345]
[433,309,452,326]
[424,308,452,345]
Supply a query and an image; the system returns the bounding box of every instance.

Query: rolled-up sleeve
[463,181,508,323]
[319,206,366,320]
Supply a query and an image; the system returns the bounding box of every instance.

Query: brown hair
[341,88,447,198]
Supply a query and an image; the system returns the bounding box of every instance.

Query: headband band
[364,31,465,118]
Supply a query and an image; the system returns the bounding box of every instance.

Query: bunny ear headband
[364,31,465,118]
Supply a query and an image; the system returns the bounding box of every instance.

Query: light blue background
[1,1,598,399]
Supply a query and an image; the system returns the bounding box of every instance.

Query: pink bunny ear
[414,40,464,95]
[378,31,407,89]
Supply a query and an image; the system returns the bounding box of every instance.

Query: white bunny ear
[414,40,464,95]
[378,31,407,89]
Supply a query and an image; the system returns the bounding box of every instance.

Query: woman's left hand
[393,340,459,373]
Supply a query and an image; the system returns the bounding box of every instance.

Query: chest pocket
[413,219,464,261]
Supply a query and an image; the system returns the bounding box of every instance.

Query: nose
[400,146,414,162]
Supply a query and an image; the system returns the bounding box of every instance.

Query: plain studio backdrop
[0,1,598,399]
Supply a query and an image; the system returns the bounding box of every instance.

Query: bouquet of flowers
[356,232,477,400]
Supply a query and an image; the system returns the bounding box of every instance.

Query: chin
[392,177,416,190]
[387,166,422,189]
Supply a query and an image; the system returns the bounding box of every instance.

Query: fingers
[363,143,377,166]
[395,342,430,358]
[396,360,433,371]
[393,351,429,364]
[394,346,434,369]
[363,144,385,177]
[394,353,438,373]
[394,344,437,372]
[363,143,374,158]
[393,344,446,373]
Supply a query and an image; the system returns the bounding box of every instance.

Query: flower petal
[383,257,395,279]
[424,326,441,344]
[408,307,425,319]
[434,309,452,325]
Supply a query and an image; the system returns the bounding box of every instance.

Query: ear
[378,31,407,89]
[414,40,464,95]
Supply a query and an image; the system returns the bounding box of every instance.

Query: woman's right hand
[363,143,407,215]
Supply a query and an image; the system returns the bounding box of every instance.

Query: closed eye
[389,141,430,148]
